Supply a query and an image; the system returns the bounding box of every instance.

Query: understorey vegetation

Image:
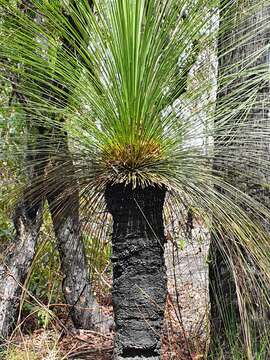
[0,0,270,359]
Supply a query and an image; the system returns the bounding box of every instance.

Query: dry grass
[3,330,61,360]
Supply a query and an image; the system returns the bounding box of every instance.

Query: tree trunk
[105,183,167,360]
[47,186,105,330]
[208,1,270,357]
[46,129,109,330]
[0,119,46,342]
[0,127,107,341]
[0,0,102,340]
[208,237,240,358]
[0,200,43,341]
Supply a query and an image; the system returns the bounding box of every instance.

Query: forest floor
[3,225,209,360]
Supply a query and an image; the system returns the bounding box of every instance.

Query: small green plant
[84,234,112,279]
[178,238,186,250]
[25,206,62,305]
[37,308,52,329]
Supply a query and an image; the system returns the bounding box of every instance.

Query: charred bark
[0,200,43,343]
[105,183,167,360]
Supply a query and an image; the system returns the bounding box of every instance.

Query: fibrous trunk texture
[209,1,270,357]
[0,200,43,343]
[105,183,167,360]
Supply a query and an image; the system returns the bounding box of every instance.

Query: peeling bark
[0,200,43,342]
[105,183,167,360]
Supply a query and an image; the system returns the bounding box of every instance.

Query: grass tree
[1,0,270,359]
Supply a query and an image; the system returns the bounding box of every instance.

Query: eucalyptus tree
[1,0,270,359]
[208,0,270,358]
[38,0,109,332]
[0,0,105,340]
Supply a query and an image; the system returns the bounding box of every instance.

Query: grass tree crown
[1,0,217,190]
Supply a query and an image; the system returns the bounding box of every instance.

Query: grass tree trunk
[105,183,167,360]
[208,1,270,357]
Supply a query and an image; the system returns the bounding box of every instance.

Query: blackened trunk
[0,200,42,342]
[105,183,167,360]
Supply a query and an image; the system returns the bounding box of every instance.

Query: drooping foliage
[1,0,270,357]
